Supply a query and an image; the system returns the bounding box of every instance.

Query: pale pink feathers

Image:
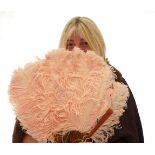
[9,48,129,142]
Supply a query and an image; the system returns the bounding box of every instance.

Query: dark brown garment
[12,119,25,143]
[108,77,144,143]
[12,67,144,143]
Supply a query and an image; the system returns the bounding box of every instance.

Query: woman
[11,16,144,143]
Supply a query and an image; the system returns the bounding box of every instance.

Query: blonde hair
[59,16,106,60]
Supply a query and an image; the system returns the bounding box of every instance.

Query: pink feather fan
[9,48,129,142]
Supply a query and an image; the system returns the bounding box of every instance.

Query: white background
[0,0,155,147]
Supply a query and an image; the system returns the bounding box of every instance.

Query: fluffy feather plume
[9,48,129,142]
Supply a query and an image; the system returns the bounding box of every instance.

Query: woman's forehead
[66,31,87,44]
[67,38,86,42]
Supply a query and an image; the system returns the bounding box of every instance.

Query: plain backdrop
[0,0,155,148]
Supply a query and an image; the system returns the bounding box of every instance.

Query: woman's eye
[80,41,88,47]
[67,42,75,47]
[66,42,75,50]
[68,43,75,46]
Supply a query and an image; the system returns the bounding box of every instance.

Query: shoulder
[106,64,144,142]
[106,61,123,83]
[112,66,123,82]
